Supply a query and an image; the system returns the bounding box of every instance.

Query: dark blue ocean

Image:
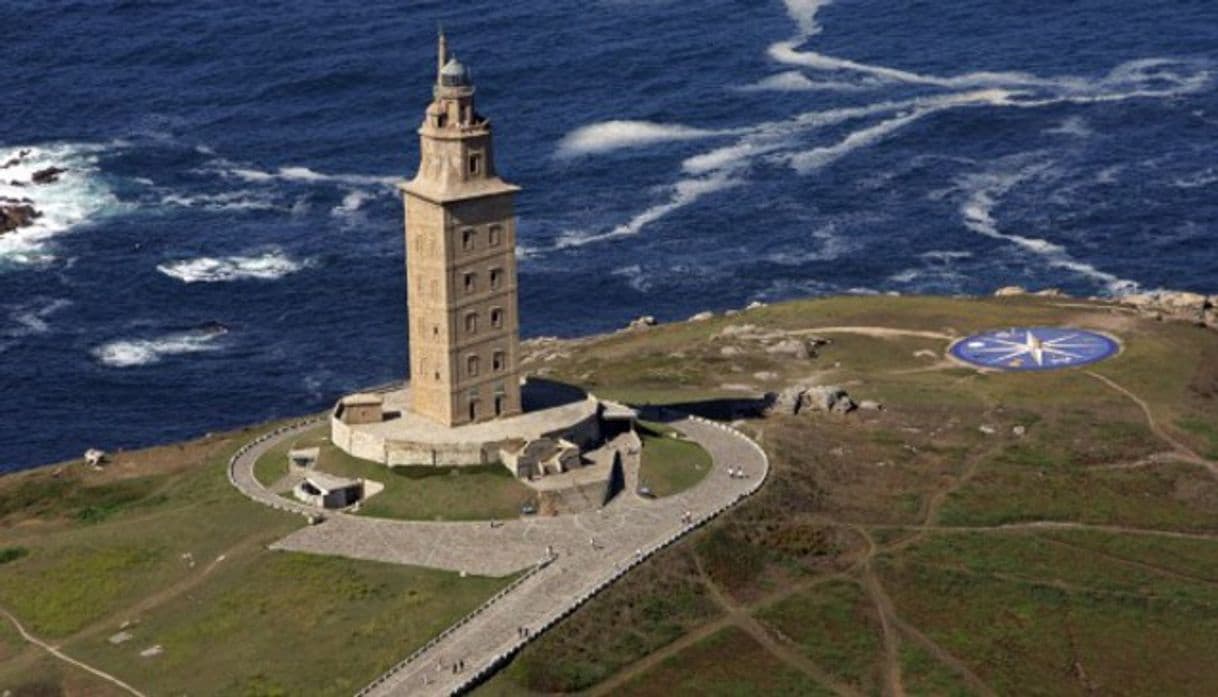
[2,0,1216,471]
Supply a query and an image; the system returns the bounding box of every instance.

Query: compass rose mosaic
[949,327,1119,371]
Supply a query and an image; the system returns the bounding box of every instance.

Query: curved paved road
[229,415,768,696]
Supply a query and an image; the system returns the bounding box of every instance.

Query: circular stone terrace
[227,410,769,697]
[331,379,602,467]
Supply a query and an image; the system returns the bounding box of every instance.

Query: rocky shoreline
[994,285,1217,331]
[0,148,64,235]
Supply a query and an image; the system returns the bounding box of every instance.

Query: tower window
[467,355,480,377]
[489,225,502,246]
[491,308,504,329]
[493,350,505,372]
[465,312,478,334]
[469,154,482,175]
[464,272,477,294]
[462,228,475,251]
[489,267,503,290]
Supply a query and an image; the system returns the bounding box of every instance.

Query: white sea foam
[1173,168,1218,189]
[160,191,278,211]
[765,228,855,266]
[738,71,865,93]
[213,162,396,187]
[93,327,227,368]
[610,264,651,293]
[774,0,1210,102]
[781,90,1014,174]
[3,298,72,339]
[555,173,740,249]
[957,159,1138,295]
[0,142,123,268]
[156,251,310,283]
[1044,116,1093,138]
[920,250,973,263]
[555,121,731,158]
[331,189,371,216]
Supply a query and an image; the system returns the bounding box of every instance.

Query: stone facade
[401,34,523,427]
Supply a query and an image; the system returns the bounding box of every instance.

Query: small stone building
[293,472,364,509]
[500,437,582,479]
[336,394,384,425]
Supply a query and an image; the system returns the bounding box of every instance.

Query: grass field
[0,420,514,696]
[484,294,1218,696]
[253,425,537,521]
[637,420,713,497]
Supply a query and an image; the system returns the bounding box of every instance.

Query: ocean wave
[160,191,279,211]
[331,189,371,216]
[208,161,397,187]
[156,251,310,283]
[1173,168,1218,189]
[1044,116,1093,138]
[555,120,730,158]
[738,71,866,93]
[0,142,124,268]
[773,0,1211,101]
[554,173,740,249]
[3,297,72,338]
[610,264,651,293]
[93,326,228,368]
[957,158,1139,295]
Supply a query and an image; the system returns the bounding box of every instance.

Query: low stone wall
[332,398,604,470]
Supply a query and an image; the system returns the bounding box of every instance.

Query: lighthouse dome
[439,58,470,87]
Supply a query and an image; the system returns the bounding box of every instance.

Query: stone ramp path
[229,416,768,696]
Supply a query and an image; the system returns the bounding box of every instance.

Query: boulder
[0,202,40,234]
[687,311,714,322]
[858,400,884,411]
[994,286,1027,297]
[1033,288,1065,297]
[1,150,30,169]
[627,315,657,331]
[753,371,779,381]
[766,338,811,360]
[719,345,742,357]
[769,386,806,415]
[745,300,767,310]
[831,395,857,414]
[716,324,757,339]
[805,385,851,413]
[31,166,66,184]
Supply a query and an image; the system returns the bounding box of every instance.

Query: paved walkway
[228,415,768,696]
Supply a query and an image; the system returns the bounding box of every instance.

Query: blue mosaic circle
[950,327,1119,371]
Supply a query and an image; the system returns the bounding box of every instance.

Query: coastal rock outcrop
[31,166,67,184]
[627,315,657,331]
[0,199,40,234]
[767,384,858,416]
[1120,291,1214,327]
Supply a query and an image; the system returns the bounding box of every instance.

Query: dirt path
[1086,370,1216,475]
[879,520,1218,541]
[791,327,957,341]
[1042,536,1218,587]
[67,533,267,648]
[692,556,863,697]
[0,607,147,697]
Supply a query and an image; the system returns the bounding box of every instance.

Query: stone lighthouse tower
[401,33,523,427]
